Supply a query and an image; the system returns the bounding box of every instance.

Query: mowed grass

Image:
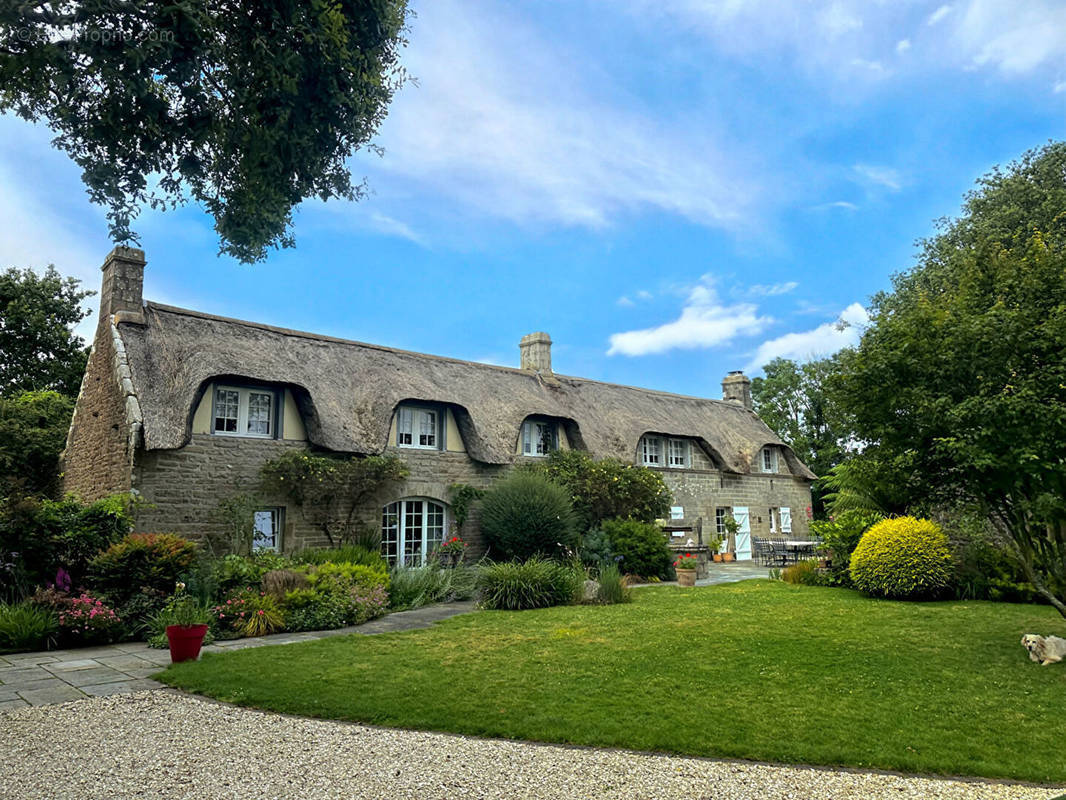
[159,581,1066,784]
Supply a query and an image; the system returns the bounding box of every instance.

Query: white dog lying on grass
[1021,634,1066,665]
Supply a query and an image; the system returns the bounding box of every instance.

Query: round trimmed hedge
[478,471,577,560]
[849,516,953,599]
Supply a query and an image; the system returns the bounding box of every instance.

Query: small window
[761,447,777,473]
[715,507,732,535]
[396,404,442,450]
[252,508,283,551]
[521,419,556,456]
[641,436,662,466]
[670,506,684,520]
[212,386,276,438]
[769,507,778,534]
[668,438,689,468]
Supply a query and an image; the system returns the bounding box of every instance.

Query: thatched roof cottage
[63,247,814,563]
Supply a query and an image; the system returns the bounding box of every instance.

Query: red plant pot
[166,624,209,663]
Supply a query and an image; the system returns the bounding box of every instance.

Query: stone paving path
[0,601,475,710]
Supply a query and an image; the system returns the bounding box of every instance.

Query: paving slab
[58,667,134,687]
[96,655,160,671]
[16,683,86,706]
[46,658,101,671]
[80,679,162,697]
[0,667,61,687]
[0,698,28,711]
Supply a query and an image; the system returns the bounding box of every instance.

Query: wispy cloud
[896,38,912,54]
[607,276,770,356]
[927,5,954,26]
[364,0,759,235]
[368,213,427,247]
[811,200,859,212]
[616,296,635,307]
[745,302,869,372]
[853,163,903,191]
[742,281,799,298]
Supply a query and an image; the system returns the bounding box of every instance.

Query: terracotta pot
[712,554,723,563]
[166,624,208,663]
[676,568,697,587]
[722,552,736,563]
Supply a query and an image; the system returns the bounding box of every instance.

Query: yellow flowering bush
[849,517,953,599]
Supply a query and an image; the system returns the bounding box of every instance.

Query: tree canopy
[0,390,75,498]
[0,1,409,263]
[0,266,92,397]
[834,141,1066,617]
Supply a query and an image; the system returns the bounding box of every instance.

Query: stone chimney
[722,370,752,409]
[519,332,553,374]
[99,246,146,326]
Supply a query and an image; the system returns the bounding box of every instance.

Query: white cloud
[811,200,859,211]
[744,281,799,297]
[853,163,903,191]
[367,213,426,246]
[363,0,758,235]
[1055,80,1066,93]
[896,38,912,53]
[617,296,635,307]
[952,0,1066,74]
[745,302,869,371]
[818,2,863,37]
[635,289,654,301]
[607,277,770,356]
[850,58,888,75]
[927,5,954,26]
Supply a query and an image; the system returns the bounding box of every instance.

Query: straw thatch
[115,303,815,478]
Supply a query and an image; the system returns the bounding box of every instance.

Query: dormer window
[761,446,778,473]
[641,436,690,468]
[396,404,444,450]
[521,418,557,456]
[212,385,278,438]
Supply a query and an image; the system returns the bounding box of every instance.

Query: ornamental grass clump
[849,517,954,600]
[476,557,584,611]
[0,602,58,653]
[478,472,577,560]
[212,589,285,638]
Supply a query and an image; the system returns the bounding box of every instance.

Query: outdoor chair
[764,540,789,568]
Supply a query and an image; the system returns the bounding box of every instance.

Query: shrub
[292,544,386,571]
[282,588,348,632]
[781,559,825,586]
[386,563,477,610]
[810,510,884,587]
[262,569,311,599]
[56,592,124,645]
[88,533,197,605]
[306,562,389,624]
[212,589,285,638]
[578,529,616,575]
[0,602,58,652]
[479,472,577,560]
[309,561,388,591]
[595,564,631,605]
[598,518,673,580]
[849,517,954,600]
[476,557,584,611]
[538,450,672,530]
[212,551,295,595]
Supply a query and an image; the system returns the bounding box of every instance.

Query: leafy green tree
[1,1,409,263]
[0,266,92,397]
[0,391,75,498]
[751,355,853,513]
[538,450,671,531]
[835,141,1066,618]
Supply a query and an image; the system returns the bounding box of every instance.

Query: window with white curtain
[521,419,556,456]
[641,436,689,468]
[396,404,442,450]
[212,386,276,438]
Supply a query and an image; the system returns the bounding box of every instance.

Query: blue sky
[2,0,1064,399]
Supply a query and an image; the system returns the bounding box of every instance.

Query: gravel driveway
[1,691,1060,800]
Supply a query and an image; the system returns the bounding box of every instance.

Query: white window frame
[761,446,777,473]
[641,435,662,466]
[667,438,689,468]
[212,385,277,439]
[521,419,556,457]
[769,507,778,534]
[252,508,283,552]
[715,507,731,536]
[380,498,447,567]
[396,404,441,450]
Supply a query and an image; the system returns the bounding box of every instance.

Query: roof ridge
[141,301,738,407]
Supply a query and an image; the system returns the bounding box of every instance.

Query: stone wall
[61,330,135,502]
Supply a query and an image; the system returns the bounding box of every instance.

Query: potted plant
[706,534,724,563]
[163,587,212,663]
[722,515,740,562]
[435,535,467,568]
[673,553,700,587]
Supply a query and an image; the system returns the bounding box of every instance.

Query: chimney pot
[99,246,146,325]
[722,370,752,409]
[519,332,552,374]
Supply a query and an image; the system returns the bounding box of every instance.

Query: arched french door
[381,498,447,567]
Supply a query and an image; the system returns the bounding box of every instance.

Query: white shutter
[780,507,792,534]
[733,507,750,533]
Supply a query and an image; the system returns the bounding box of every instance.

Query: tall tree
[0,266,92,397]
[751,355,853,514]
[835,141,1066,618]
[0,1,408,263]
[0,390,75,498]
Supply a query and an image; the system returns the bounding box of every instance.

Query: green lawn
[159,581,1066,784]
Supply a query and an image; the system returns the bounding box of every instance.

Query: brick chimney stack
[99,246,146,326]
[519,332,553,374]
[722,370,752,409]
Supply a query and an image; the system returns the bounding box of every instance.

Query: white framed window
[668,438,689,468]
[642,436,662,466]
[212,386,276,438]
[761,446,777,473]
[381,498,447,567]
[396,405,441,450]
[715,507,731,535]
[769,507,778,534]
[521,419,556,456]
[252,508,283,551]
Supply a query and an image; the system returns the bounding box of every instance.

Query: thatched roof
[114,303,815,478]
